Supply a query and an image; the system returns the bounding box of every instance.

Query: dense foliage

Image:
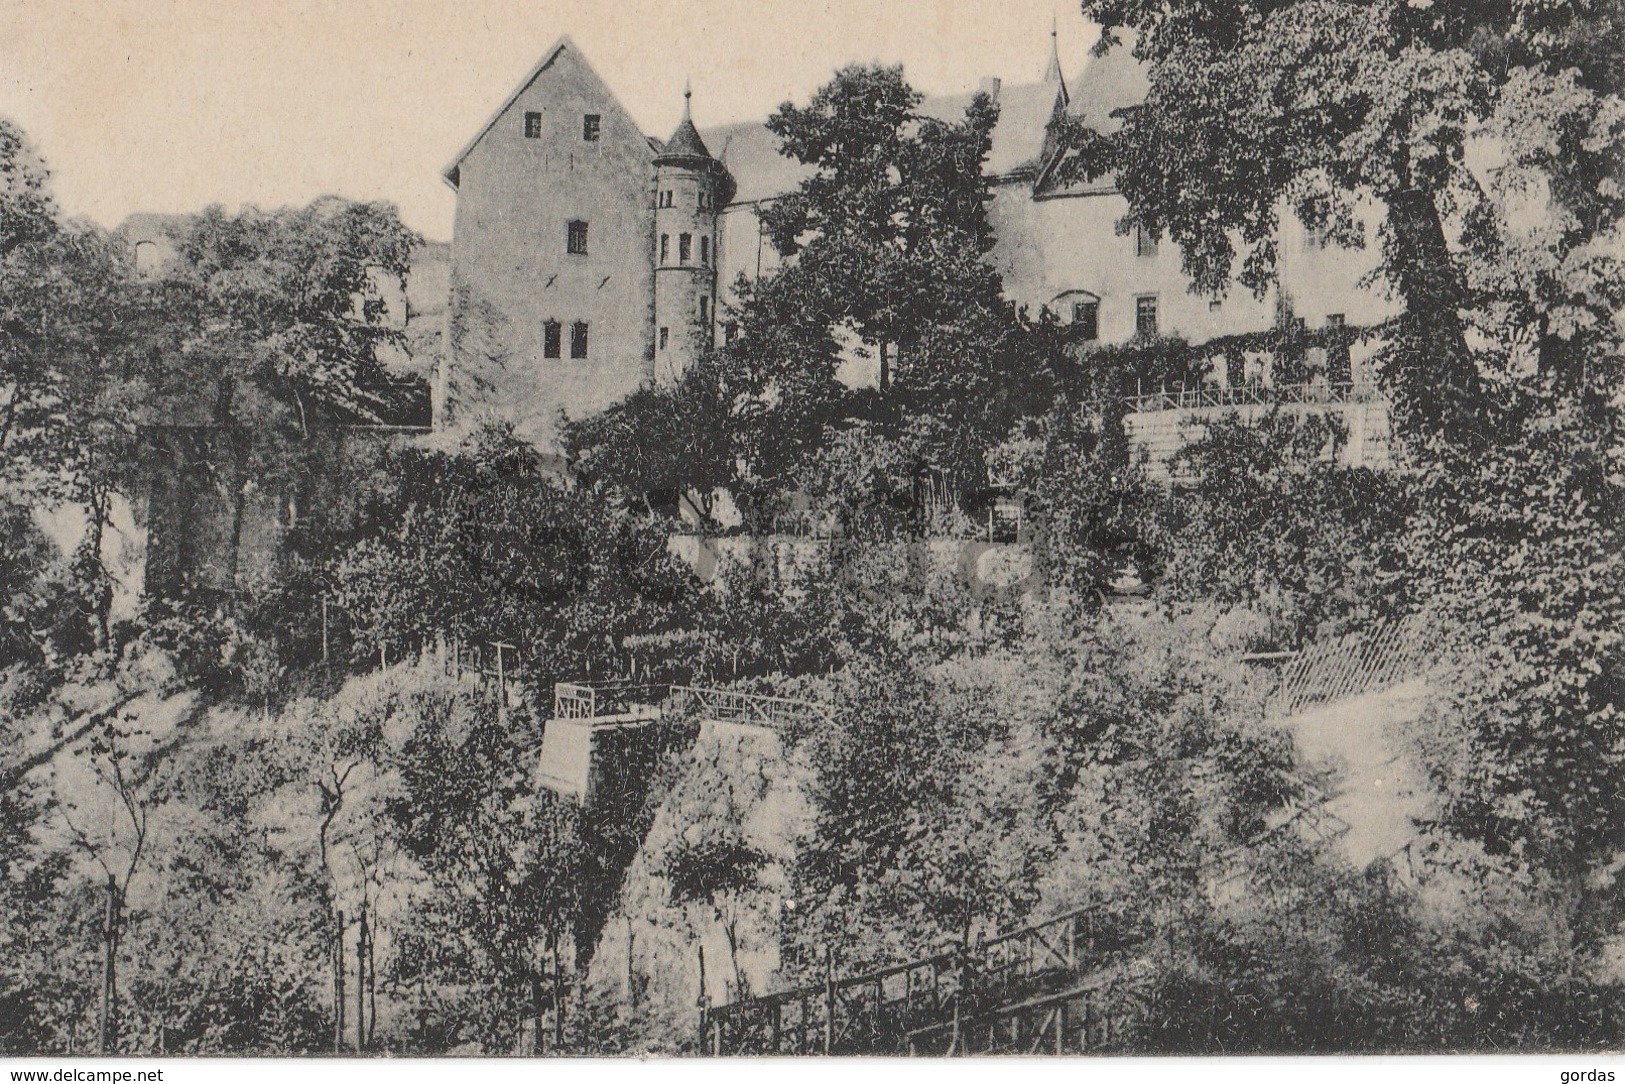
[4,5,1624,1052]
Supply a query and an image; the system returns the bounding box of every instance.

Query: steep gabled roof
[441,35,651,189]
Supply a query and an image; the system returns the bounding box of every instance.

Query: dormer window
[582,114,601,142]
[524,111,543,139]
[567,220,589,256]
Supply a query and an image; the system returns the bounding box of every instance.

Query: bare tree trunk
[97,875,118,1054]
[333,909,346,1054]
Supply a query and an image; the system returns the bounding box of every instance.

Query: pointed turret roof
[1043,16,1069,106]
[657,82,716,163]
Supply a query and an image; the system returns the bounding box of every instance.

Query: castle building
[441,32,1397,454]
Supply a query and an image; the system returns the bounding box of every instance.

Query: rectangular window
[567,220,589,256]
[659,326,669,350]
[660,234,669,263]
[1135,295,1159,337]
[1305,224,1328,250]
[1135,224,1158,258]
[699,296,709,323]
[524,111,543,139]
[1072,301,1099,341]
[678,233,692,264]
[699,236,710,266]
[570,321,589,359]
[542,319,562,359]
[582,114,601,142]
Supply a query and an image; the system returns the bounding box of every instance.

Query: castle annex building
[441,33,1395,450]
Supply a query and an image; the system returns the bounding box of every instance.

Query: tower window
[1135,295,1159,337]
[1134,224,1158,258]
[699,296,709,323]
[698,191,709,211]
[542,319,562,359]
[660,190,673,209]
[660,234,669,263]
[1072,300,1099,341]
[582,114,601,142]
[679,233,692,264]
[659,326,669,350]
[570,321,589,359]
[699,236,710,266]
[567,220,588,255]
[1305,224,1328,250]
[524,111,543,139]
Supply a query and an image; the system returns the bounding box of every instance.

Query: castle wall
[447,43,656,448]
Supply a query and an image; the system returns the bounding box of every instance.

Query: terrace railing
[1124,380,1378,414]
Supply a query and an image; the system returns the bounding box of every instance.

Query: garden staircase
[700,769,1347,1056]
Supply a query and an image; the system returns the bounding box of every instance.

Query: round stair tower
[653,85,735,385]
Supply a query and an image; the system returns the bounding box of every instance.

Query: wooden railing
[667,685,834,731]
[550,681,832,732]
[1274,615,1434,716]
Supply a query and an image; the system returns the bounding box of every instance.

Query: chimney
[978,76,1002,101]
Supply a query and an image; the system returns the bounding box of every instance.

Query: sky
[0,0,1102,241]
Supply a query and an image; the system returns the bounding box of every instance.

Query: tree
[561,354,736,521]
[1058,0,1625,436]
[1,121,155,652]
[1153,410,1413,643]
[144,198,421,595]
[714,65,1013,492]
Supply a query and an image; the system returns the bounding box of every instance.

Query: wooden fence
[1273,615,1435,716]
